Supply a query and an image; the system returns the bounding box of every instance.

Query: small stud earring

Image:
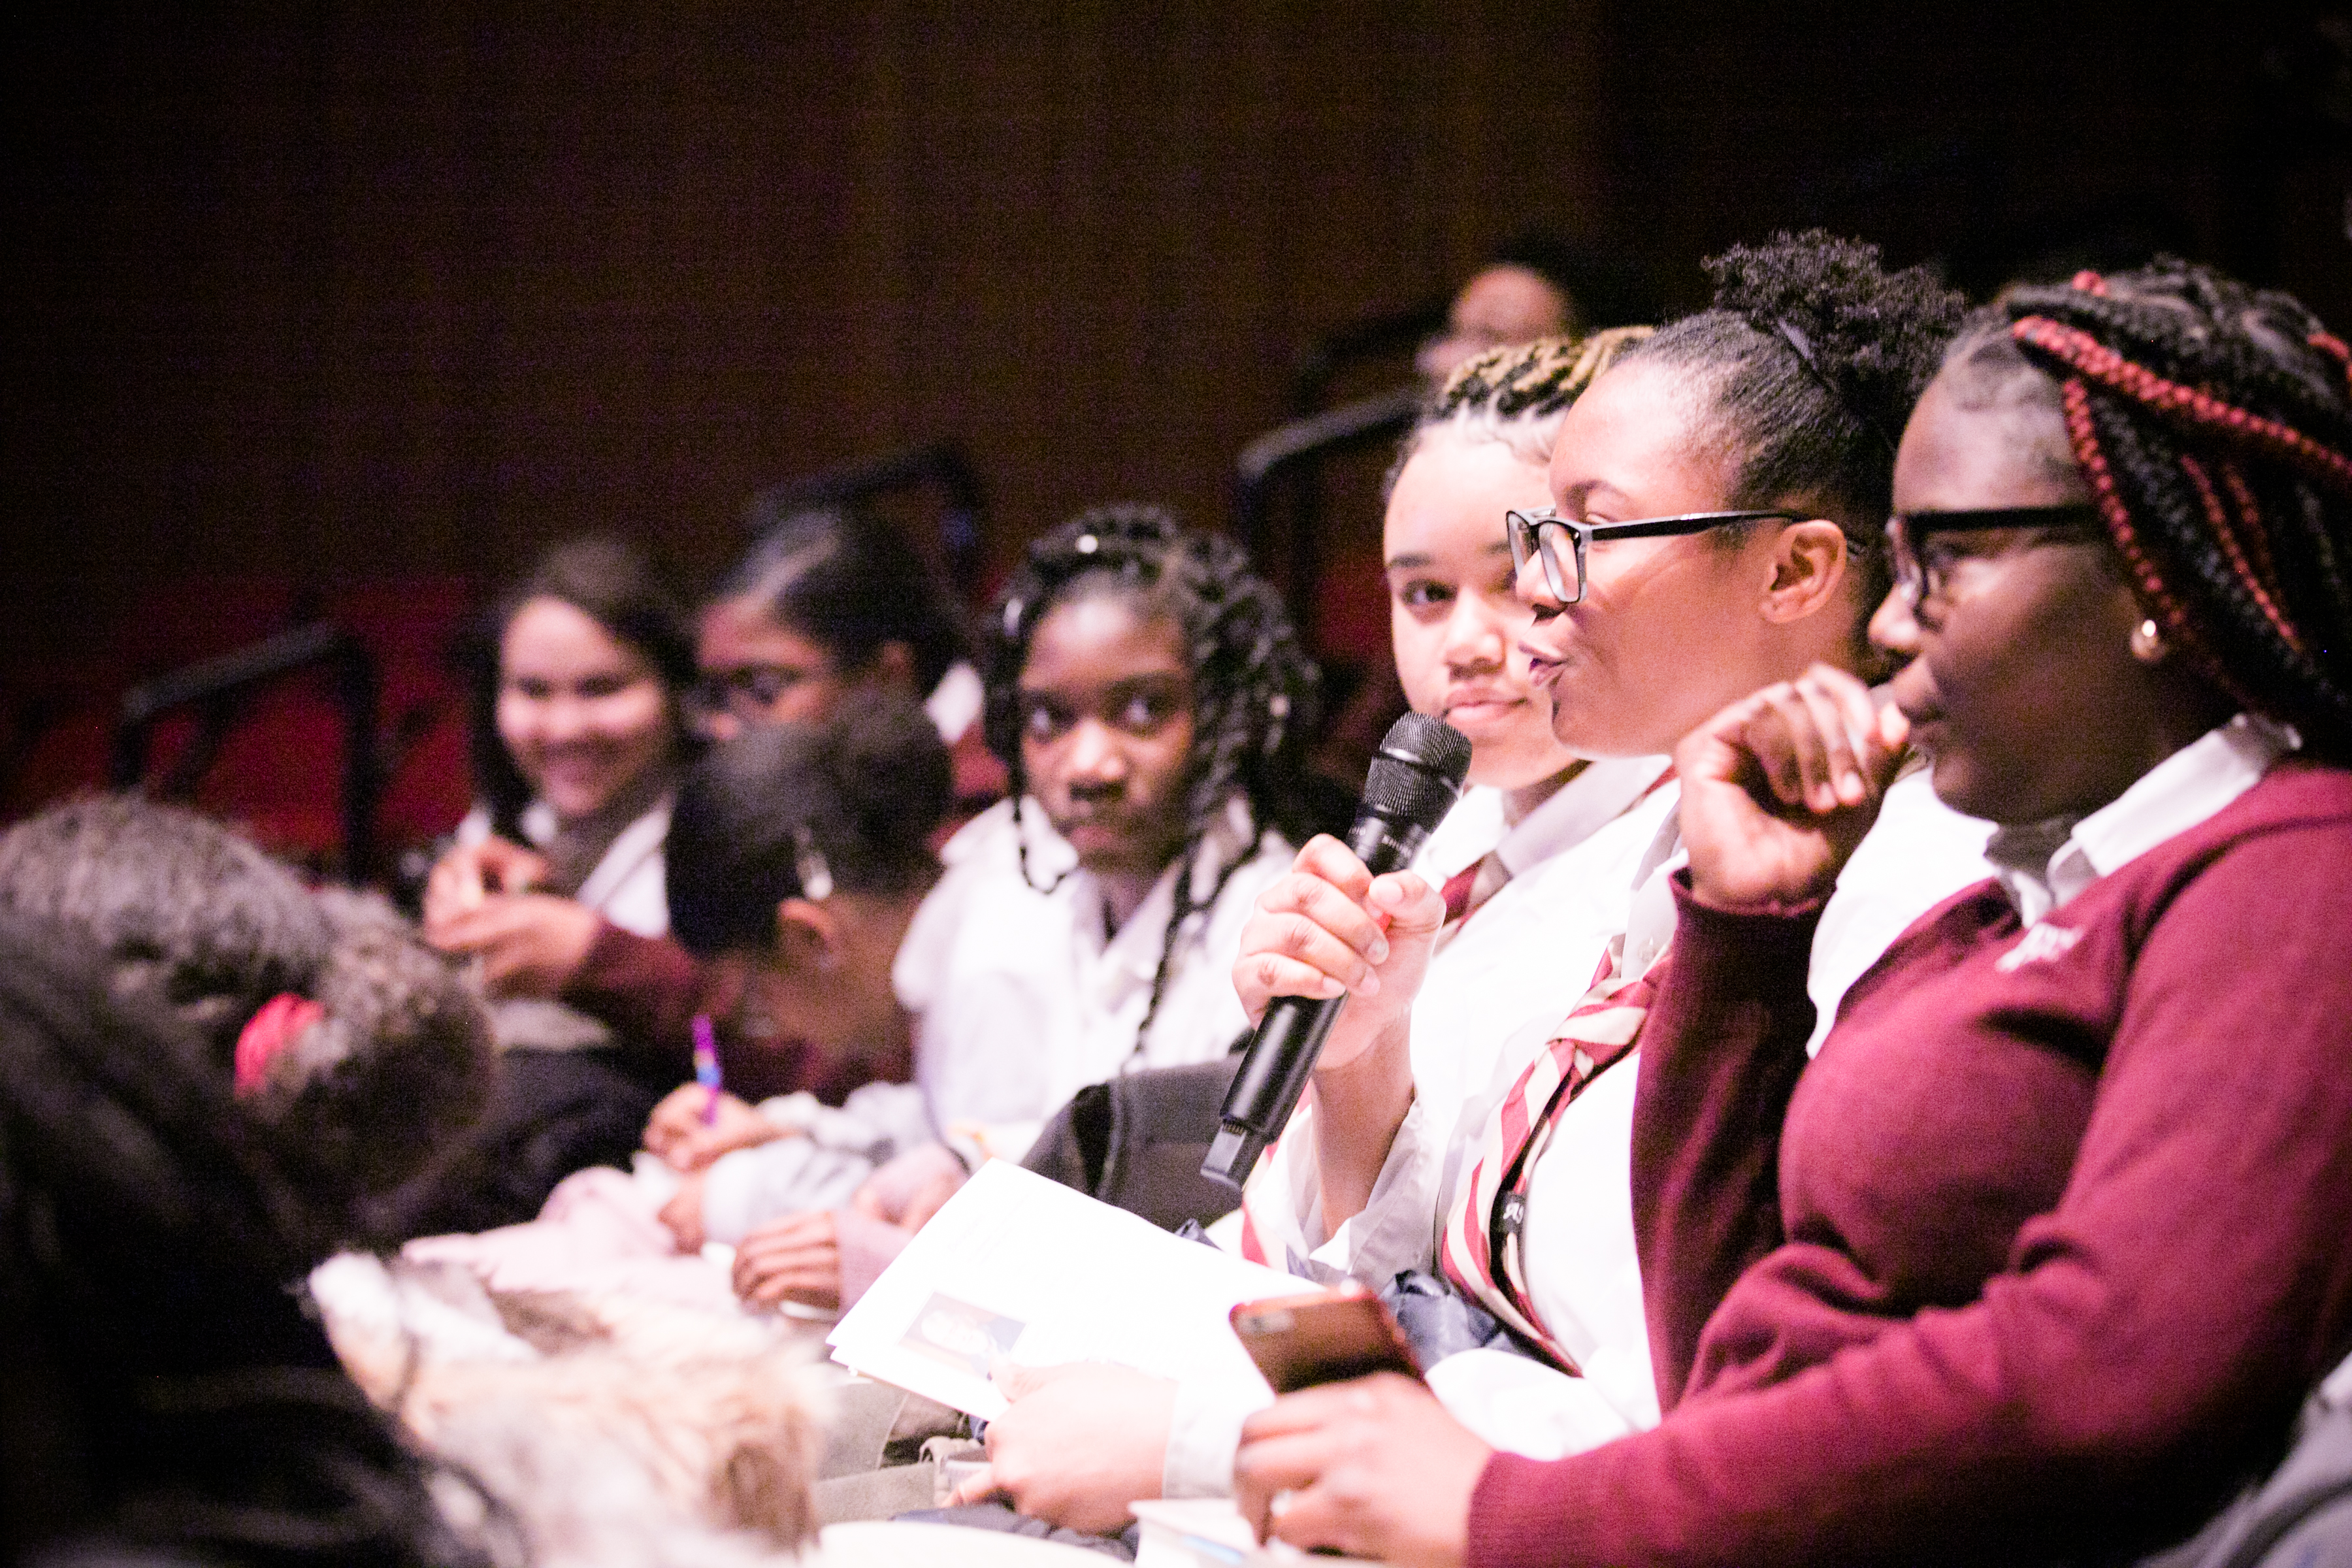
[2129,617,2167,663]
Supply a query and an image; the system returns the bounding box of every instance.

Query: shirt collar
[1984,713,2295,925]
[1493,755,1675,878]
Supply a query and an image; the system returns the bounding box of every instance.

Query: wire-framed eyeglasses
[1884,505,2102,609]
[688,663,819,729]
[1504,506,1806,605]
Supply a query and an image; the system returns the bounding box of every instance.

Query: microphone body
[1202,714,1470,1190]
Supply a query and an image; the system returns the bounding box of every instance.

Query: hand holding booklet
[827,1162,1301,1420]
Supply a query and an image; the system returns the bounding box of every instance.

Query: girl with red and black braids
[1234,261,2352,1567]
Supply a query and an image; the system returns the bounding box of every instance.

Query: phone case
[1230,1286,1424,1393]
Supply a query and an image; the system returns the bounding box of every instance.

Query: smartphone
[1230,1285,1424,1394]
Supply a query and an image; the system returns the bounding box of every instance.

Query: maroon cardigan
[1472,762,2352,1567]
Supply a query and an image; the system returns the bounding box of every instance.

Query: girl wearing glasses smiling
[1236,263,2352,1566]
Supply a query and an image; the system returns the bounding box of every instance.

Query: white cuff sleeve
[1301,1092,1448,1285]
[1162,1369,1273,1499]
[1422,1347,1640,1461]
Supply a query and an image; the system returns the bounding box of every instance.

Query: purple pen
[691,1012,723,1125]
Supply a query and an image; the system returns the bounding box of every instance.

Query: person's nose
[540,691,595,744]
[1443,595,1509,673]
[1060,717,1128,794]
[1514,550,1568,617]
[1869,585,1921,659]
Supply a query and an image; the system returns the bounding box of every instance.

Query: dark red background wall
[4,2,2346,851]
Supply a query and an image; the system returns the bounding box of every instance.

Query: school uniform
[696,794,1294,1243]
[897,793,1294,1161]
[1471,720,2352,1567]
[558,661,997,1100]
[1162,766,1993,1499]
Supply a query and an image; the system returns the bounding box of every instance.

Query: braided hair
[1952,260,2352,757]
[1394,329,1658,485]
[1620,230,1967,612]
[982,505,1320,1047]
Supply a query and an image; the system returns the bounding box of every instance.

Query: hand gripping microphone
[1201,712,1472,1190]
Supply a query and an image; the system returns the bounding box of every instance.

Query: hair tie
[234,992,325,1096]
[1771,316,1897,459]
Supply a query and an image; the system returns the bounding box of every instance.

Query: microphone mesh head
[1360,713,1472,825]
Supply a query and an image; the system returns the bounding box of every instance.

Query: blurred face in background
[497,595,676,823]
[1017,592,1197,883]
[1385,428,1576,792]
[694,595,855,742]
[1416,264,1573,385]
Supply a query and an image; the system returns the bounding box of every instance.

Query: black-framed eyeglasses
[1884,504,2102,609]
[1504,507,1805,605]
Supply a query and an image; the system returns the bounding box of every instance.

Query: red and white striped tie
[1435,937,1664,1370]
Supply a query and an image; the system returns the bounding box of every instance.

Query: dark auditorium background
[4,2,2348,873]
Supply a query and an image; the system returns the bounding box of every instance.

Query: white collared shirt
[455,794,672,939]
[1170,766,1996,1493]
[894,795,1292,1159]
[1985,713,2295,928]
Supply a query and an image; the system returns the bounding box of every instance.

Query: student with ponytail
[0,798,498,1565]
[1235,263,2352,1566]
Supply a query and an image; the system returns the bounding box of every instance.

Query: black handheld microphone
[1201,712,1472,1190]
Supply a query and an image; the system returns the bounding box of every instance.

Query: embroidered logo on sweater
[1997,922,2083,973]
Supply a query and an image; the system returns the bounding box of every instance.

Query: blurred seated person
[427,506,995,1102]
[644,698,956,1256]
[0,794,493,1243]
[407,536,699,1230]
[713,505,1323,1311]
[0,915,493,1568]
[398,696,956,1304]
[1232,261,2352,1567]
[1418,231,1660,388]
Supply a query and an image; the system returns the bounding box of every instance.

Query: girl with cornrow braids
[730,506,1320,1313]
[1238,261,2352,1566]
[961,333,1686,1533]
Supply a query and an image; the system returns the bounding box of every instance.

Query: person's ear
[1759,520,1851,625]
[872,640,919,694]
[773,898,845,973]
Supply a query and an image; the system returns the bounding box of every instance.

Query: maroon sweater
[1472,762,2352,1567]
